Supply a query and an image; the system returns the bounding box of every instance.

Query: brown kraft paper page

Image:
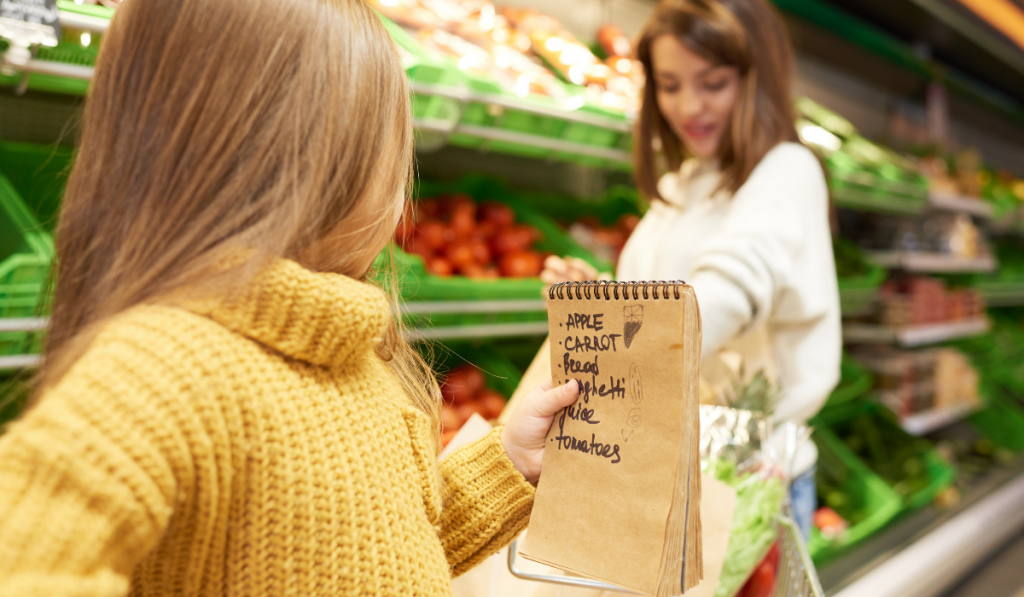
[520,284,698,596]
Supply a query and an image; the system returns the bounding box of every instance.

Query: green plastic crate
[822,355,875,410]
[808,425,903,566]
[0,142,73,231]
[813,401,956,512]
[0,173,54,356]
[968,392,1024,452]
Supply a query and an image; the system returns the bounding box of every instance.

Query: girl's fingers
[526,379,578,420]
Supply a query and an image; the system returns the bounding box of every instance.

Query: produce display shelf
[842,318,991,347]
[6,63,633,165]
[831,187,925,216]
[57,6,112,33]
[0,318,46,333]
[900,404,976,436]
[400,300,546,315]
[404,321,549,341]
[928,192,993,218]
[824,461,1024,597]
[977,282,1024,307]
[0,354,39,371]
[865,251,997,273]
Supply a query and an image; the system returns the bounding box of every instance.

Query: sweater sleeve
[688,144,831,358]
[0,359,181,597]
[437,427,535,577]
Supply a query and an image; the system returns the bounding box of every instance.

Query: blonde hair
[39,0,441,440]
[634,0,799,199]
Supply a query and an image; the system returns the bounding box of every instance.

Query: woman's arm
[688,144,833,358]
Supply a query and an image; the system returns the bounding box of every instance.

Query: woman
[0,0,577,594]
[545,0,840,534]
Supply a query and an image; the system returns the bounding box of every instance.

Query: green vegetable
[708,460,785,597]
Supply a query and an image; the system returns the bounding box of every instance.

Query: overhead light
[798,123,841,152]
[80,32,91,47]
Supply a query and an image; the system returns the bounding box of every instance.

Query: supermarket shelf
[865,251,997,273]
[831,187,925,216]
[408,80,632,132]
[5,64,632,164]
[928,192,993,218]
[400,299,546,315]
[829,467,1024,597]
[10,58,94,81]
[901,404,975,436]
[58,10,111,33]
[842,318,990,347]
[0,317,47,333]
[404,321,549,341]
[977,283,1024,307]
[0,354,40,370]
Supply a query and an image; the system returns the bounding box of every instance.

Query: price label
[0,0,61,49]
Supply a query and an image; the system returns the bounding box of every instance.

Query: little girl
[0,0,577,594]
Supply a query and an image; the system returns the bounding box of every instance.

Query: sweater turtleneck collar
[186,258,390,368]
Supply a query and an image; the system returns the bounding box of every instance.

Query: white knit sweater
[618,142,841,438]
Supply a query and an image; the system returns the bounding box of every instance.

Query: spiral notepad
[520,281,703,597]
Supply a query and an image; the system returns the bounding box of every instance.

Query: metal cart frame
[507,514,824,597]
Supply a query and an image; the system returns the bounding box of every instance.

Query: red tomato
[515,224,541,244]
[478,201,515,228]
[491,228,531,256]
[441,405,462,429]
[478,389,508,420]
[394,215,416,245]
[739,561,776,597]
[765,542,780,572]
[456,401,488,424]
[617,214,640,233]
[499,250,543,278]
[448,194,476,214]
[450,207,476,238]
[472,221,498,241]
[442,367,482,405]
[416,220,447,251]
[402,236,434,259]
[469,239,492,265]
[419,198,440,218]
[426,257,453,277]
[459,263,485,278]
[455,366,485,396]
[481,267,500,279]
[444,240,477,269]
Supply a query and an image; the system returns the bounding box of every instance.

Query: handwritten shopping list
[551,308,652,464]
[523,282,702,596]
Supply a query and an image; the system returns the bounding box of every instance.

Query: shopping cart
[507,512,824,597]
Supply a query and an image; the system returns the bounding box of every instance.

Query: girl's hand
[540,256,603,286]
[501,379,580,484]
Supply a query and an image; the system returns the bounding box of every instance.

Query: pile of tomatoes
[737,542,778,597]
[396,194,547,279]
[565,213,640,266]
[439,365,509,446]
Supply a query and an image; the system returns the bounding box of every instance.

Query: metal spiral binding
[547,281,686,301]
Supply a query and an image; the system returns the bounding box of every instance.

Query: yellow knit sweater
[0,259,535,596]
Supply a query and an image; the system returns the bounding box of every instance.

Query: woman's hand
[540,255,603,286]
[501,379,580,484]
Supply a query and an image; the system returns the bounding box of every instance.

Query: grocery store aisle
[941,529,1024,597]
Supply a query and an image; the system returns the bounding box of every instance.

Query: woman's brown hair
[39,0,442,439]
[634,0,799,200]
